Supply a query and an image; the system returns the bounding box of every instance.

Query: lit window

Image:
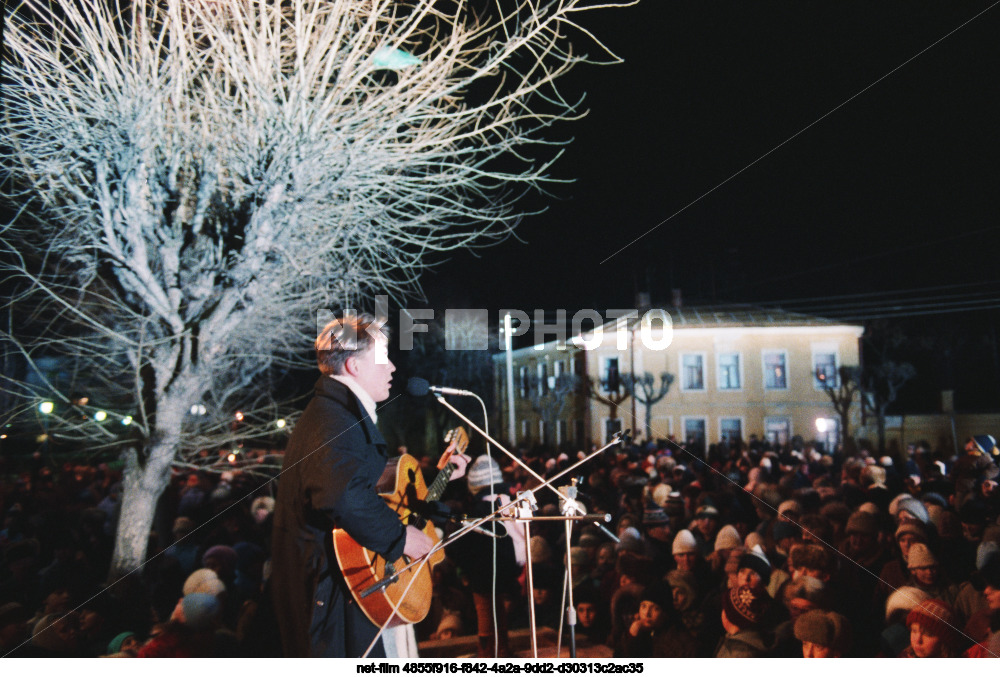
[763,351,788,390]
[813,352,838,389]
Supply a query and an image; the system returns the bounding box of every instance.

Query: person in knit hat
[672,529,699,572]
[617,580,692,658]
[904,543,958,606]
[138,593,222,657]
[183,567,226,597]
[708,524,742,575]
[448,453,519,657]
[793,609,851,657]
[715,584,771,657]
[641,502,674,570]
[900,598,962,657]
[736,546,771,589]
[691,504,720,555]
[880,586,931,657]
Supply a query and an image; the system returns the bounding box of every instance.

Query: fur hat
[467,455,503,492]
[666,569,698,610]
[845,511,878,536]
[672,529,698,555]
[171,516,194,536]
[714,525,742,551]
[722,584,770,630]
[786,575,826,606]
[788,543,831,573]
[180,593,222,632]
[884,586,930,623]
[906,543,938,569]
[777,499,802,519]
[793,609,851,652]
[906,598,959,646]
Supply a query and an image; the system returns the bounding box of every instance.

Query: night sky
[422,1,1000,315]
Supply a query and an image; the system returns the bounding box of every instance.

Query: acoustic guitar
[332,427,469,627]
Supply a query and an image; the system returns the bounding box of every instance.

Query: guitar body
[333,429,468,628]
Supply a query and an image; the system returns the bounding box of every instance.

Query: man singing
[271,313,434,657]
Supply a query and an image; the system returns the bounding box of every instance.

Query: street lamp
[94,410,108,422]
[38,401,54,414]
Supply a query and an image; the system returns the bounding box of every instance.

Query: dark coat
[270,377,407,657]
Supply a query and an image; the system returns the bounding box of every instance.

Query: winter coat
[270,377,407,657]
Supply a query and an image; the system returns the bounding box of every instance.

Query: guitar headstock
[437,427,469,469]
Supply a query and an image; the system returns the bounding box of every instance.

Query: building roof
[665,304,845,328]
[494,304,862,360]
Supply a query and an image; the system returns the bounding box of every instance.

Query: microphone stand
[432,393,621,543]
[359,429,625,658]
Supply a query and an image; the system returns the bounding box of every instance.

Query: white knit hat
[672,529,698,555]
[906,542,938,569]
[714,525,742,551]
[183,568,226,597]
[467,455,503,492]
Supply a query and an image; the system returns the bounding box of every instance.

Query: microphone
[407,377,476,398]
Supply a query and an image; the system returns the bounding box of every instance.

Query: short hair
[315,313,389,376]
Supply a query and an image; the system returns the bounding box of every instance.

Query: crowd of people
[1,430,998,659]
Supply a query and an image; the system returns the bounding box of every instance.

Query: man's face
[897,534,920,561]
[737,567,762,588]
[577,602,596,628]
[910,565,938,587]
[674,551,697,572]
[802,640,834,658]
[347,339,395,402]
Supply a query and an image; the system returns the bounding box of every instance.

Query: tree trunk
[108,442,176,580]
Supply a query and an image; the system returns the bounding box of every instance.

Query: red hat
[906,598,959,648]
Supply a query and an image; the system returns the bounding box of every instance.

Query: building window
[557,419,567,446]
[763,350,788,390]
[554,360,563,378]
[682,417,707,453]
[604,418,622,443]
[521,419,531,441]
[602,356,621,393]
[813,351,838,389]
[539,420,547,444]
[681,353,706,391]
[519,366,529,398]
[720,417,743,444]
[537,362,548,396]
[717,352,741,390]
[765,417,791,446]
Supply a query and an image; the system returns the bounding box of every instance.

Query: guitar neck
[426,462,456,503]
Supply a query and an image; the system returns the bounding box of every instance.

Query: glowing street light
[38,401,54,414]
[815,418,828,433]
[275,419,286,429]
[190,404,207,416]
[121,416,133,426]
[94,411,108,422]
[234,411,244,422]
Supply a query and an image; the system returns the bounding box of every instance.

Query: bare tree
[1,0,630,576]
[622,371,673,442]
[528,372,582,448]
[864,361,917,453]
[818,365,861,451]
